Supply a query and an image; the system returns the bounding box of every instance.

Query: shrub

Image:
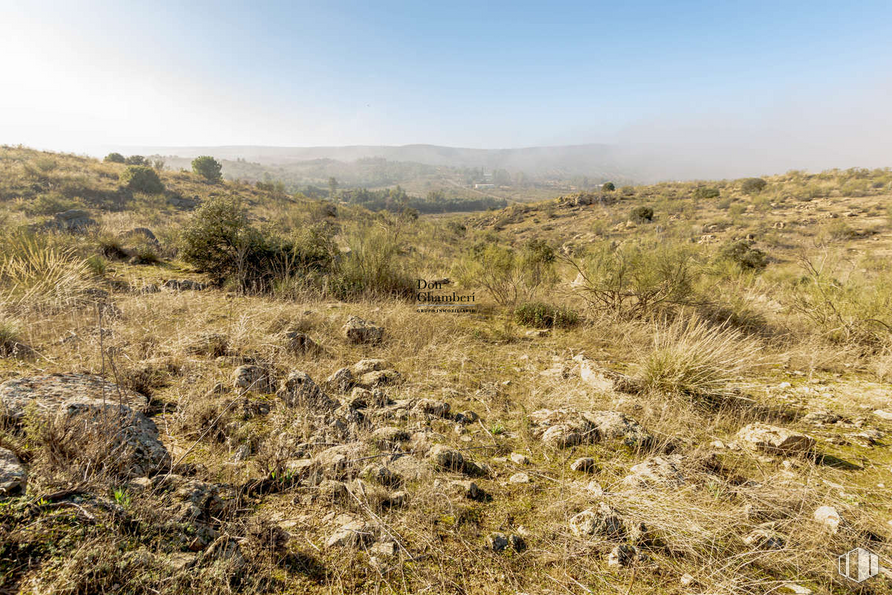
[192,156,223,183]
[514,301,578,329]
[328,219,414,299]
[180,196,334,291]
[620,185,635,196]
[741,178,767,194]
[454,238,557,306]
[120,166,164,194]
[569,239,698,319]
[602,182,615,192]
[718,240,767,271]
[104,153,125,163]
[124,155,148,166]
[635,317,759,398]
[0,317,22,355]
[630,206,654,223]
[693,187,720,199]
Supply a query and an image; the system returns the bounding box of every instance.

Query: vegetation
[629,205,654,223]
[740,177,767,194]
[120,165,164,194]
[103,152,125,163]
[191,155,223,183]
[513,301,578,328]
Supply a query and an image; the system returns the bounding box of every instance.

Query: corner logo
[838,548,880,583]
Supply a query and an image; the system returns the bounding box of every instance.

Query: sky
[2,0,892,170]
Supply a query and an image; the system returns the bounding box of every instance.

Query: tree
[121,166,164,194]
[192,156,223,183]
[125,155,148,166]
[602,181,616,192]
[104,152,125,163]
[328,177,339,200]
[741,178,767,194]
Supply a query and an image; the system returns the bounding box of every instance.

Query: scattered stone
[343,316,384,344]
[802,411,843,425]
[680,573,694,587]
[325,519,376,548]
[370,541,397,557]
[361,464,400,487]
[139,284,160,294]
[185,333,228,357]
[371,426,410,449]
[0,374,149,421]
[277,371,337,411]
[585,480,604,496]
[737,423,815,454]
[525,329,550,338]
[849,429,883,446]
[413,399,451,418]
[569,503,625,538]
[777,382,792,390]
[743,524,786,550]
[510,453,530,466]
[326,368,354,393]
[570,457,598,473]
[874,410,892,421]
[232,444,250,462]
[351,359,388,376]
[783,583,813,595]
[387,490,408,508]
[168,195,199,210]
[623,455,685,488]
[0,447,26,495]
[487,533,509,552]
[427,444,465,472]
[316,480,349,504]
[509,534,526,552]
[284,331,319,354]
[531,409,652,449]
[509,472,531,484]
[454,410,479,424]
[607,544,643,568]
[389,455,430,482]
[232,365,275,393]
[356,369,402,389]
[163,279,206,291]
[814,505,841,533]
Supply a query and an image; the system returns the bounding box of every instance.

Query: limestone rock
[325,519,376,548]
[0,447,26,495]
[351,359,388,376]
[569,503,625,538]
[371,426,410,449]
[413,399,451,418]
[278,371,337,411]
[570,457,598,473]
[428,444,465,472]
[509,472,531,484]
[623,455,685,488]
[814,505,841,533]
[343,316,384,344]
[326,368,354,393]
[232,365,275,393]
[510,453,530,466]
[356,369,402,389]
[0,374,149,422]
[737,423,815,454]
[607,544,645,568]
[284,332,319,354]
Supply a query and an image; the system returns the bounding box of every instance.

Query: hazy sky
[3,0,892,164]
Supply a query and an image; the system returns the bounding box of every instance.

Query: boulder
[284,331,319,354]
[232,365,275,393]
[623,455,685,488]
[355,370,402,389]
[326,368,354,393]
[342,316,384,344]
[351,359,388,376]
[0,374,149,422]
[737,423,815,454]
[428,444,465,472]
[0,447,26,495]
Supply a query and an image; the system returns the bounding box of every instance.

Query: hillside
[1,146,892,594]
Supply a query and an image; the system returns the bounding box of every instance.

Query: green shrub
[192,156,223,183]
[328,219,414,299]
[180,196,334,291]
[120,166,164,194]
[741,178,767,194]
[514,301,579,329]
[104,153,125,164]
[620,185,635,196]
[454,238,557,306]
[602,182,615,192]
[124,155,148,166]
[630,206,654,223]
[693,187,720,199]
[718,240,767,271]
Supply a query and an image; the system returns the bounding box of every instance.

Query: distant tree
[125,155,148,166]
[104,152,125,164]
[121,165,164,194]
[328,177,339,199]
[192,156,223,183]
[630,205,654,223]
[151,158,165,171]
[741,178,767,194]
[602,181,616,192]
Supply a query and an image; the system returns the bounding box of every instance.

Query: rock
[370,541,397,557]
[163,279,206,291]
[428,444,465,472]
[158,475,226,521]
[680,573,694,587]
[413,399,451,418]
[573,355,614,392]
[509,472,531,484]
[389,455,429,482]
[455,410,479,424]
[814,505,841,533]
[343,316,384,344]
[232,444,250,462]
[874,410,892,421]
[510,453,530,466]
[316,480,350,503]
[361,464,400,487]
[351,359,388,376]
[58,401,171,476]
[783,584,813,595]
[525,329,550,338]
[802,411,842,425]
[607,544,642,568]
[325,519,376,548]
[585,480,604,496]
[531,408,651,449]
[487,533,509,552]
[277,371,337,411]
[52,209,96,232]
[447,479,481,500]
[0,447,26,495]
[542,425,584,448]
[623,455,685,488]
[509,534,526,552]
[570,457,598,473]
[387,490,408,508]
[232,365,274,393]
[582,410,652,448]
[569,503,625,538]
[168,196,199,210]
[356,370,402,389]
[284,332,319,354]
[777,382,792,390]
[737,423,815,454]
[371,426,410,449]
[0,374,149,422]
[326,368,354,393]
[849,429,883,446]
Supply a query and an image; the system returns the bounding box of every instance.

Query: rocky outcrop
[623,455,685,488]
[531,408,652,449]
[569,502,626,538]
[737,423,814,454]
[0,374,149,421]
[277,371,337,411]
[342,316,384,344]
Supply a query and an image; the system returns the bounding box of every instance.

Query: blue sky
[2,0,891,155]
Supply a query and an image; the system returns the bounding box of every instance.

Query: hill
[1,146,892,594]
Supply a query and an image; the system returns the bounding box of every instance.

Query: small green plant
[113,488,131,508]
[85,254,107,276]
[630,205,654,223]
[490,423,506,435]
[104,152,125,163]
[514,301,579,329]
[120,166,164,194]
[192,155,223,183]
[741,178,767,194]
[693,187,720,199]
[718,240,767,271]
